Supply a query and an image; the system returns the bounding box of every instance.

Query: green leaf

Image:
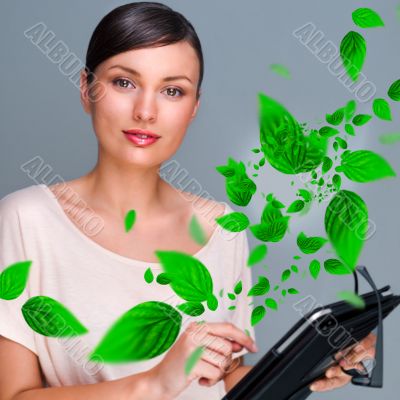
[288,288,299,295]
[249,217,290,243]
[297,232,328,254]
[339,150,396,182]
[89,301,181,362]
[265,298,278,310]
[261,202,283,224]
[325,190,369,270]
[345,123,355,136]
[247,244,268,266]
[269,63,291,79]
[189,215,207,245]
[206,294,218,311]
[156,251,214,302]
[290,265,299,273]
[251,148,261,154]
[336,137,348,149]
[332,174,342,191]
[215,212,250,232]
[352,114,372,126]
[281,289,287,297]
[287,200,305,213]
[352,8,385,28]
[259,93,328,174]
[0,261,32,300]
[22,296,88,337]
[216,165,235,178]
[224,160,257,206]
[298,189,312,203]
[185,346,205,375]
[228,305,236,311]
[177,302,205,316]
[324,259,352,275]
[124,210,136,232]
[373,98,392,121]
[344,100,357,121]
[248,276,270,296]
[340,31,366,82]
[251,305,266,326]
[326,108,344,126]
[227,292,236,301]
[379,133,400,144]
[319,126,340,137]
[272,200,286,209]
[281,269,291,282]
[156,273,172,285]
[144,268,154,284]
[388,79,400,101]
[234,280,243,295]
[337,291,366,309]
[322,156,333,174]
[309,259,321,280]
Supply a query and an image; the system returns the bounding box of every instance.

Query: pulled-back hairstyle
[85,1,204,99]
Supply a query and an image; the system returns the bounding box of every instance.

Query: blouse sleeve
[0,194,38,355]
[228,229,256,360]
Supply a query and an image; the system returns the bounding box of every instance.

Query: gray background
[1,1,399,398]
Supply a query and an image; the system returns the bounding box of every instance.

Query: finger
[326,362,365,379]
[310,375,350,392]
[186,325,245,356]
[201,348,231,372]
[325,365,343,379]
[189,358,223,384]
[200,334,234,357]
[194,322,258,352]
[340,346,375,367]
[195,359,225,386]
[335,332,377,361]
[231,341,244,353]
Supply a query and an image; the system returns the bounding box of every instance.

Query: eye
[164,87,184,98]
[113,78,134,89]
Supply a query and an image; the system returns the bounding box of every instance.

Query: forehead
[99,41,199,80]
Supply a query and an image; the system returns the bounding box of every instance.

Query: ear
[190,93,201,122]
[80,69,91,115]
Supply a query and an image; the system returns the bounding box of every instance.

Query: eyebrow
[108,65,193,84]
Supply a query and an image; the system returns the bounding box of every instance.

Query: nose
[133,90,157,122]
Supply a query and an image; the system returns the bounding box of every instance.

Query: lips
[123,129,161,139]
[123,129,161,147]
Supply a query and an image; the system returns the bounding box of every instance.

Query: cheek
[90,92,132,133]
[160,101,195,133]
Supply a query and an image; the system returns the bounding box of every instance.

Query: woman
[0,2,375,399]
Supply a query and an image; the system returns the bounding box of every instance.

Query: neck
[83,152,168,220]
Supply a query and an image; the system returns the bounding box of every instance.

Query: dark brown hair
[85,1,204,99]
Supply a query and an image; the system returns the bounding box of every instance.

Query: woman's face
[80,41,201,168]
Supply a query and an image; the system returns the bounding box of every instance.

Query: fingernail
[310,384,317,391]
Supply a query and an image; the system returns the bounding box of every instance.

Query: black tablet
[223,283,400,400]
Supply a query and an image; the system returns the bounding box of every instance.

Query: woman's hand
[309,332,377,392]
[148,321,258,399]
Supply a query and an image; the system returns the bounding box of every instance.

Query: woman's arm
[0,336,168,400]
